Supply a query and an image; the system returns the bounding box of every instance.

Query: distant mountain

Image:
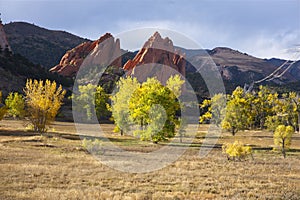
[5,20,297,96]
[181,47,300,86]
[47,29,300,98]
[3,22,89,68]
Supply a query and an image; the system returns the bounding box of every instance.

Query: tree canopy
[24,79,66,133]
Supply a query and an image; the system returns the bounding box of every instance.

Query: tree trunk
[282,139,286,158]
[120,129,123,136]
[298,112,300,134]
[231,127,236,136]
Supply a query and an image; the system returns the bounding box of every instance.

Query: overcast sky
[0,0,299,60]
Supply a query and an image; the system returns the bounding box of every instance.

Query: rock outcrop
[123,32,186,83]
[50,33,121,77]
[0,20,11,52]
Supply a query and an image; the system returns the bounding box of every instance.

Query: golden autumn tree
[24,79,66,133]
[0,91,7,121]
[274,125,294,158]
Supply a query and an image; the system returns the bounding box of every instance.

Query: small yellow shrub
[82,138,103,155]
[222,140,252,161]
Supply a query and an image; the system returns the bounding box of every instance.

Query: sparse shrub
[222,141,252,161]
[82,138,103,155]
[24,123,35,132]
[113,125,121,133]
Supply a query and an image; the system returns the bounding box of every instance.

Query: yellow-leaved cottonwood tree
[128,76,183,143]
[199,93,226,127]
[110,77,140,136]
[221,87,251,136]
[24,79,66,133]
[111,75,184,143]
[274,125,294,158]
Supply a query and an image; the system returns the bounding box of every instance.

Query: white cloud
[115,20,232,50]
[241,30,300,60]
[114,19,300,60]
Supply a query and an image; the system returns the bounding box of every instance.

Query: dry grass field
[0,119,299,199]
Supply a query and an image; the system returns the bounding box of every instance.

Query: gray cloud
[1,0,299,59]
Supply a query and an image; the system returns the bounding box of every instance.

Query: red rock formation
[123,31,186,83]
[50,33,121,77]
[0,21,11,51]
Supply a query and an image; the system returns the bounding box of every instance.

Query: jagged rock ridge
[123,31,186,82]
[50,33,122,77]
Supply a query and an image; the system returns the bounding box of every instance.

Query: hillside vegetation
[4,22,89,68]
[0,47,72,95]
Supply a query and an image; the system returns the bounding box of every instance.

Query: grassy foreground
[0,119,299,200]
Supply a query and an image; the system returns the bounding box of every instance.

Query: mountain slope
[3,22,89,68]
[181,47,300,86]
[0,49,72,96]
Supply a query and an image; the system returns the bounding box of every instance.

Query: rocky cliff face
[50,33,122,77]
[123,32,186,83]
[0,21,11,52]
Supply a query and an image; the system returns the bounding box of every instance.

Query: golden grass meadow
[0,119,299,200]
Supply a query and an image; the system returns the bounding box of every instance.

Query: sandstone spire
[0,14,12,52]
[50,33,122,77]
[123,31,186,83]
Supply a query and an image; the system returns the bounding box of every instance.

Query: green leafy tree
[94,86,110,121]
[221,87,251,136]
[72,84,109,121]
[5,92,25,119]
[110,77,140,135]
[24,79,66,133]
[274,125,294,158]
[129,76,183,143]
[166,75,185,97]
[199,93,226,127]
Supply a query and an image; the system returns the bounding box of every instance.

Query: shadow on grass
[0,129,39,137]
[288,148,300,152]
[1,129,299,154]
